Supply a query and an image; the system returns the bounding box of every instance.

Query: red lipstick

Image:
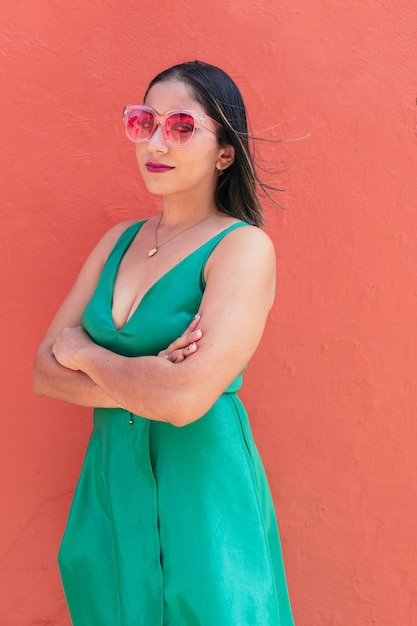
[145,162,175,173]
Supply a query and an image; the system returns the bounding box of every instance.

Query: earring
[217,168,224,177]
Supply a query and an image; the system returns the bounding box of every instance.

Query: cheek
[135,145,146,168]
[187,143,220,174]
[135,146,155,184]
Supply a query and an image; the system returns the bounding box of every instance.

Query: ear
[215,144,235,174]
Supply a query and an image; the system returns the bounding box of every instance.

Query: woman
[33,61,294,625]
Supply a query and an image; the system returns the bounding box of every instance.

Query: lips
[145,162,175,173]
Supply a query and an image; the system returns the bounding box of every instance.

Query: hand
[52,326,92,371]
[158,314,203,364]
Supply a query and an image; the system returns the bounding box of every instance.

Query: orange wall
[1,1,417,624]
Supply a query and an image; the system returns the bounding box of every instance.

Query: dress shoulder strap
[200,221,250,287]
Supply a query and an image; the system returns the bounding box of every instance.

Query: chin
[142,179,177,196]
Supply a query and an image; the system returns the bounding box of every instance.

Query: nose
[147,123,168,152]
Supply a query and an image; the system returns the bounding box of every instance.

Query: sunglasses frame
[122,105,218,146]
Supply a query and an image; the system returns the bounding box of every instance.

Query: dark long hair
[145,61,273,227]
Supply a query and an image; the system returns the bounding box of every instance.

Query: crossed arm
[33,222,276,426]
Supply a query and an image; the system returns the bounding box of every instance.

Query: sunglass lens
[127,109,155,142]
[165,112,196,145]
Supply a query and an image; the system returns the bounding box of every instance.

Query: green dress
[58,221,294,626]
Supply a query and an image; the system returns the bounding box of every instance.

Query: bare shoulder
[219,223,274,256]
[61,218,139,307]
[206,224,276,275]
[93,219,138,261]
[103,219,138,239]
[83,220,137,266]
[203,224,276,311]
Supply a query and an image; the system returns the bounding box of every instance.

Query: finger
[165,341,198,363]
[160,329,202,356]
[158,336,186,358]
[176,341,197,361]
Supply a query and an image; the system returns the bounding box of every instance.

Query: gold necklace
[148,214,213,257]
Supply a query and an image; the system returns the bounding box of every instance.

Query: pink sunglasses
[122,105,219,146]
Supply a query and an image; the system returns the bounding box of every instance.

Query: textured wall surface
[1,1,417,624]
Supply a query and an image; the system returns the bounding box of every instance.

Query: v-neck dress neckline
[108,220,247,333]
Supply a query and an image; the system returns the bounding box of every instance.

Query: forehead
[144,79,202,114]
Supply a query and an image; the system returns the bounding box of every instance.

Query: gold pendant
[148,247,158,257]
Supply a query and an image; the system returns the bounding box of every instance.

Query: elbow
[169,413,199,428]
[32,350,50,396]
[169,411,195,428]
[138,372,220,427]
[163,389,212,428]
[32,365,46,396]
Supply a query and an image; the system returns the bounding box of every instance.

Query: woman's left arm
[52,226,275,426]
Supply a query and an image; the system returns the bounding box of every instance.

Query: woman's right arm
[32,222,135,407]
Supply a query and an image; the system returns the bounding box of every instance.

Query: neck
[159,194,219,227]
